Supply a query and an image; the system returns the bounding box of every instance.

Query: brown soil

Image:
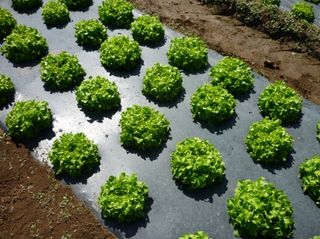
[0,129,116,239]
[130,0,320,104]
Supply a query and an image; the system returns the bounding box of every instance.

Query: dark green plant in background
[178,231,211,239]
[142,63,183,102]
[131,15,165,44]
[49,132,100,178]
[0,25,48,63]
[245,118,293,164]
[167,37,208,71]
[76,76,121,112]
[40,51,86,91]
[42,0,70,27]
[291,1,315,23]
[227,177,294,238]
[5,100,52,139]
[0,7,16,40]
[98,0,134,28]
[299,155,320,206]
[0,74,15,106]
[190,84,236,124]
[210,56,254,95]
[75,19,107,48]
[98,173,149,222]
[258,81,302,124]
[171,137,225,189]
[120,105,170,150]
[12,0,42,11]
[100,35,141,71]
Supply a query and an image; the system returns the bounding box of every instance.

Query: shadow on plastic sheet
[11,126,56,152]
[68,0,93,13]
[43,80,83,94]
[103,59,144,79]
[75,37,105,52]
[0,95,15,111]
[12,57,43,68]
[181,63,211,76]
[283,112,304,129]
[258,153,294,174]
[139,37,167,49]
[123,139,169,161]
[56,163,101,185]
[302,192,320,209]
[145,88,186,109]
[78,104,122,123]
[174,175,228,202]
[195,113,238,135]
[103,197,154,238]
[258,110,303,130]
[13,6,40,15]
[103,24,131,31]
[235,88,256,103]
[79,43,100,52]
[45,21,70,30]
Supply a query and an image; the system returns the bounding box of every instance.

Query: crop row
[0,0,319,238]
[262,0,317,23]
[200,0,320,59]
[201,0,319,23]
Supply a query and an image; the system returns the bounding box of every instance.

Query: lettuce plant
[100,35,141,71]
[317,121,320,142]
[0,74,15,106]
[40,51,86,91]
[299,156,320,206]
[245,118,293,164]
[258,81,302,124]
[76,76,121,112]
[1,25,48,63]
[0,7,16,40]
[310,236,320,239]
[227,177,294,238]
[130,15,165,44]
[120,105,170,150]
[98,0,134,28]
[190,84,236,124]
[75,19,107,48]
[61,0,92,10]
[210,56,254,95]
[171,137,225,189]
[178,231,211,239]
[49,133,100,178]
[291,1,315,23]
[142,63,183,102]
[41,0,70,26]
[12,0,42,11]
[262,0,281,6]
[98,173,149,222]
[168,37,208,71]
[5,100,52,139]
